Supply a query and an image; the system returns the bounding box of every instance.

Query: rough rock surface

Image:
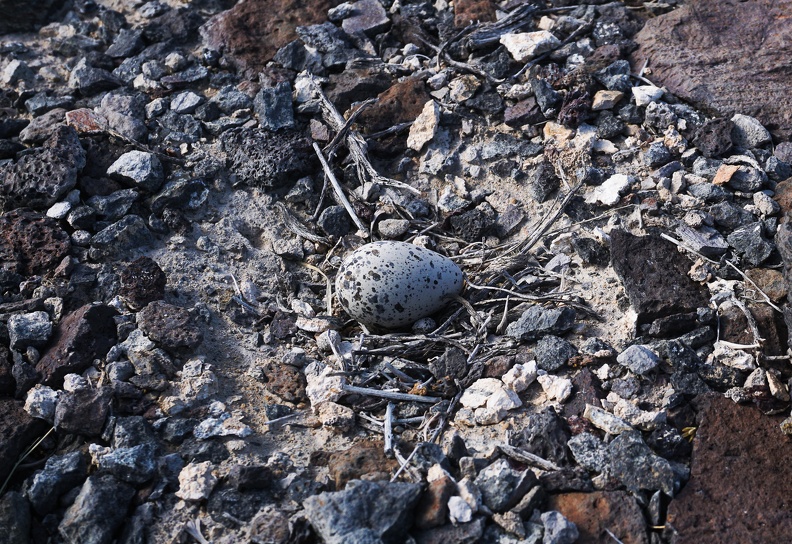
[200,0,345,76]
[36,304,119,388]
[610,230,709,324]
[137,301,203,351]
[631,0,792,140]
[0,399,48,487]
[0,209,71,276]
[666,394,792,543]
[548,491,648,544]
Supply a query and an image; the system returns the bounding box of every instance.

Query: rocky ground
[1,0,792,543]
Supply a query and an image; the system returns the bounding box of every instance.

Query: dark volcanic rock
[631,0,792,141]
[36,304,119,388]
[0,209,71,276]
[666,394,792,543]
[610,230,709,325]
[26,451,88,516]
[609,430,675,496]
[200,0,344,77]
[221,127,316,189]
[303,479,422,544]
[1,126,86,210]
[511,407,571,466]
[355,77,431,134]
[0,399,48,488]
[119,257,167,310]
[59,474,135,544]
[54,386,113,437]
[547,491,648,544]
[0,0,66,33]
[324,441,398,489]
[137,301,203,351]
[0,491,31,544]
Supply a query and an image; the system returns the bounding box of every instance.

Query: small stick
[384,402,395,457]
[499,444,561,471]
[313,142,369,235]
[341,384,441,403]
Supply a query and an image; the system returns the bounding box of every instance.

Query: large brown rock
[36,304,119,388]
[547,491,648,544]
[454,0,497,27]
[137,301,203,351]
[631,0,792,141]
[200,0,344,77]
[354,77,432,134]
[0,209,71,276]
[666,394,792,543]
[0,399,48,487]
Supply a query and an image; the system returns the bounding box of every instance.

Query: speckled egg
[335,241,465,329]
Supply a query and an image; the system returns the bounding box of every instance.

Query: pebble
[107,151,164,192]
[500,31,561,62]
[7,311,52,350]
[175,461,217,501]
[616,344,660,375]
[24,384,60,423]
[632,85,664,106]
[170,91,204,114]
[25,451,87,516]
[193,411,253,439]
[254,81,294,131]
[583,404,633,435]
[448,495,473,524]
[535,335,577,371]
[537,373,573,403]
[591,89,624,111]
[505,305,576,342]
[407,99,440,152]
[541,510,579,544]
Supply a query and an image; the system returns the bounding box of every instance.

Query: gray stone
[616,345,660,376]
[68,59,120,96]
[595,60,632,92]
[511,407,570,467]
[87,189,140,221]
[475,459,532,513]
[107,151,164,192]
[59,474,135,544]
[107,360,135,382]
[106,28,144,58]
[170,91,204,114]
[89,215,151,261]
[212,85,253,114]
[303,480,422,544]
[535,335,577,372]
[674,224,729,257]
[7,312,52,350]
[567,432,610,473]
[730,114,772,148]
[118,503,155,544]
[541,510,579,544]
[532,78,561,117]
[727,222,774,266]
[727,166,767,192]
[608,430,675,496]
[643,142,672,168]
[25,451,88,516]
[0,491,31,544]
[505,305,576,342]
[318,205,352,237]
[96,444,158,485]
[150,178,208,214]
[24,94,73,116]
[54,387,112,437]
[341,0,390,37]
[254,81,294,131]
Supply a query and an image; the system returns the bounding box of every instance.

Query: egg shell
[335,241,465,329]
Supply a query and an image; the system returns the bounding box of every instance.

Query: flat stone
[631,0,792,141]
[610,230,709,324]
[59,474,135,544]
[36,304,118,388]
[666,394,792,543]
[93,444,158,485]
[535,335,578,372]
[501,31,561,63]
[542,510,579,544]
[591,90,624,111]
[341,0,389,36]
[414,517,486,544]
[65,108,108,133]
[585,174,632,206]
[505,304,576,342]
[254,82,294,131]
[584,404,633,435]
[0,399,48,489]
[303,480,422,544]
[407,100,440,152]
[548,491,648,544]
[137,301,202,351]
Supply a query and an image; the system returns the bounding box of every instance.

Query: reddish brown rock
[321,441,398,489]
[0,209,71,276]
[547,491,648,544]
[454,0,496,27]
[774,178,792,215]
[54,387,113,437]
[37,304,118,388]
[504,96,545,127]
[354,77,431,134]
[745,268,787,303]
[260,361,307,404]
[65,108,108,133]
[414,474,456,529]
[666,394,792,543]
[137,301,203,351]
[631,0,792,141]
[119,257,167,310]
[200,0,344,77]
[325,67,393,117]
[0,399,48,487]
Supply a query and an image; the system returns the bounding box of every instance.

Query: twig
[324,97,377,156]
[384,402,395,457]
[0,427,55,496]
[341,384,441,403]
[184,519,210,544]
[263,412,302,427]
[605,529,626,544]
[498,443,561,471]
[313,142,369,235]
[275,201,331,245]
